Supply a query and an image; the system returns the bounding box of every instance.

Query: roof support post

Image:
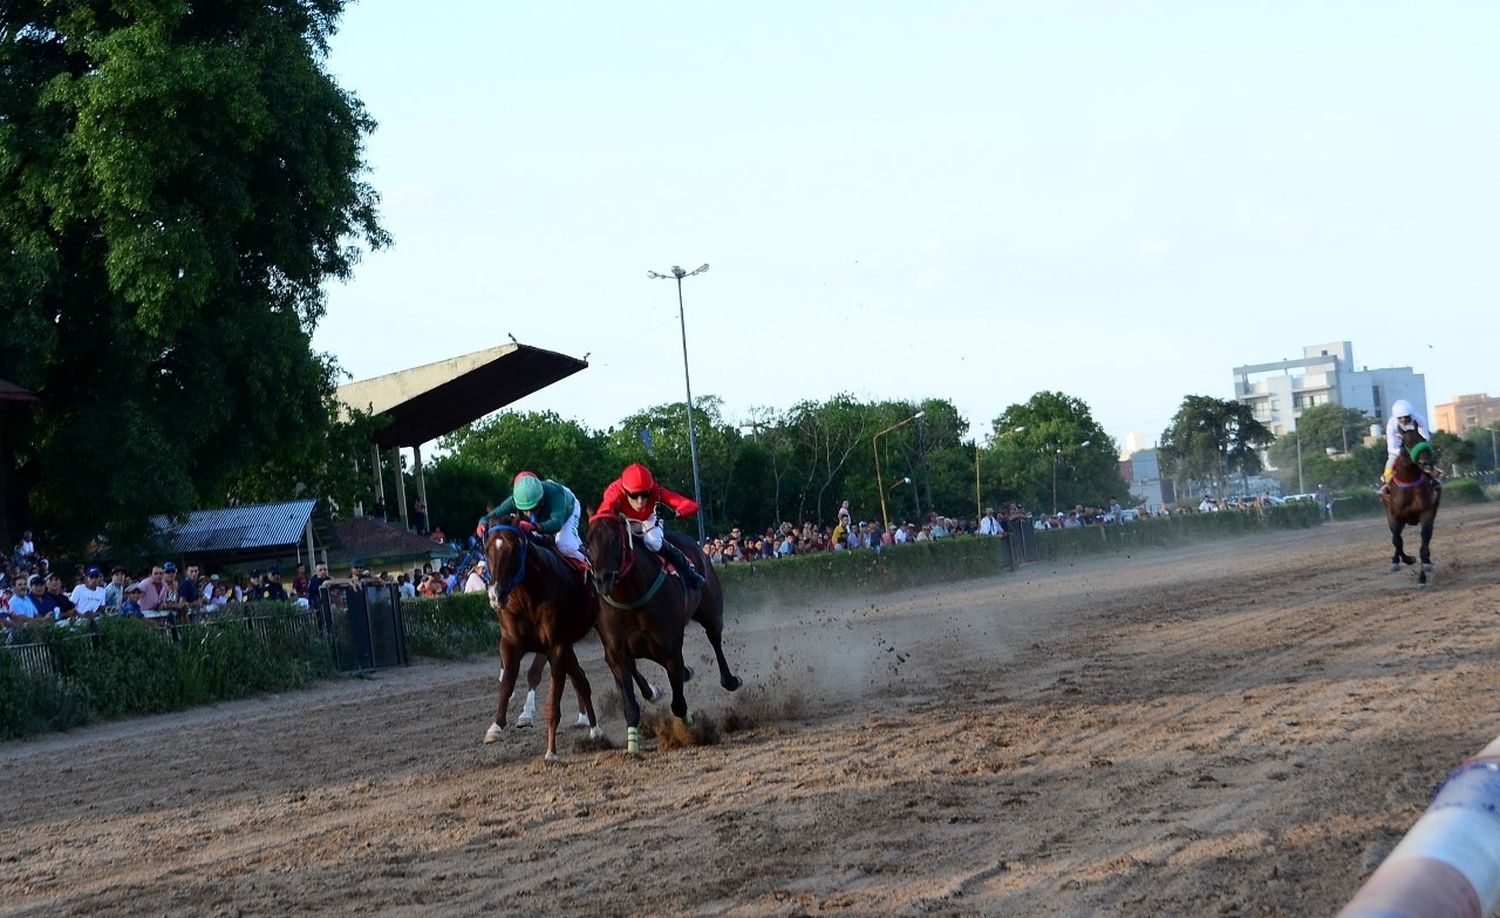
[371,444,385,519]
[413,443,429,528]
[394,447,410,531]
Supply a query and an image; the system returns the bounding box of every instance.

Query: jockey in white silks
[1381,399,1437,493]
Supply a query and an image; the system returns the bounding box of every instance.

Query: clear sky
[314,0,1499,450]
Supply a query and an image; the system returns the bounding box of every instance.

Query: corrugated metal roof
[152,500,320,554]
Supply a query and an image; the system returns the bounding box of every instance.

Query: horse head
[586,512,634,595]
[484,513,530,613]
[1399,427,1438,478]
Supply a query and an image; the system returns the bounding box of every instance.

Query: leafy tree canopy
[986,391,1125,514]
[0,0,385,555]
[1158,396,1273,497]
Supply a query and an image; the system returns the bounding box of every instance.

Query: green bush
[0,649,91,740]
[718,535,1011,608]
[403,591,498,659]
[720,505,1323,606]
[1333,490,1385,519]
[1442,478,1488,505]
[2,607,336,741]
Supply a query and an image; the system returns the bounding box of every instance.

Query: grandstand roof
[0,377,38,403]
[335,342,588,448]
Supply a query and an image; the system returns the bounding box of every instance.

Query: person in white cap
[463,560,488,593]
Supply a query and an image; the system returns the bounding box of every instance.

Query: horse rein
[487,523,531,604]
[595,513,668,611]
[1392,439,1437,489]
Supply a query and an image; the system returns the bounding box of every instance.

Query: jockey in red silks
[597,463,707,588]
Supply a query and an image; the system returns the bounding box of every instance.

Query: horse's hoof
[680,711,695,727]
[1422,562,1434,572]
[483,723,504,744]
[516,707,536,728]
[1418,581,1429,590]
[645,682,664,703]
[544,751,561,763]
[590,726,605,740]
[723,675,744,691]
[573,712,592,729]
[682,665,695,683]
[1389,564,1401,573]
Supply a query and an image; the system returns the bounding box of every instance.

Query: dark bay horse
[587,513,742,754]
[482,519,603,762]
[1380,426,1442,588]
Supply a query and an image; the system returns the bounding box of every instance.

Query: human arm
[653,484,699,519]
[597,479,629,517]
[532,482,577,534]
[479,496,518,530]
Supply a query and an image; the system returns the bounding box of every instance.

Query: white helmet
[1390,399,1415,419]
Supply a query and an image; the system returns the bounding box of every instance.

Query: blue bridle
[487,523,530,597]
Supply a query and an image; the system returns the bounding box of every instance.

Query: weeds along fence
[1332,479,1488,521]
[0,606,334,741]
[401,591,498,659]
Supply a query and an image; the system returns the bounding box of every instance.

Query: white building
[1232,341,1426,437]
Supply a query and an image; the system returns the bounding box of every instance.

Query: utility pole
[648,264,710,544]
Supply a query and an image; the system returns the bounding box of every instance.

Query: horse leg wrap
[627,726,640,755]
[681,711,695,727]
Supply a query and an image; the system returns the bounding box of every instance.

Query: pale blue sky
[315,1,1499,448]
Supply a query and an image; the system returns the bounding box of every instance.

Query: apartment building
[1232,341,1426,437]
[1433,393,1500,434]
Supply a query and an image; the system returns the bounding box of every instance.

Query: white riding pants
[556,498,586,563]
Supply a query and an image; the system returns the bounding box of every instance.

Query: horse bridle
[486,523,530,607]
[592,513,667,610]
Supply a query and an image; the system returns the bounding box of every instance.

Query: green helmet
[513,474,544,511]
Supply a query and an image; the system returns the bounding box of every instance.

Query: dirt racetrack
[5,505,1500,916]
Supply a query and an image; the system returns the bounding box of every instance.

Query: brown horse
[587,513,742,754]
[481,518,603,762]
[1380,426,1442,588]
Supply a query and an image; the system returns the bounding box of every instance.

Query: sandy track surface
[5,506,1499,917]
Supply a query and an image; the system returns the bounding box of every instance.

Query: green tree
[0,1,386,554]
[609,396,741,535]
[987,391,1126,514]
[1159,396,1273,498]
[1464,423,1500,472]
[1430,431,1476,472]
[786,394,879,525]
[440,410,617,516]
[419,458,508,543]
[1292,404,1375,454]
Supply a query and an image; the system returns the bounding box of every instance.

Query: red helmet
[621,463,654,495]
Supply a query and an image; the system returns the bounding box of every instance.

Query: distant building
[1119,447,1173,508]
[1232,341,1426,437]
[1433,393,1500,434]
[1118,432,1152,457]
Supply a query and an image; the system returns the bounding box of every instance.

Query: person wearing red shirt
[597,463,706,588]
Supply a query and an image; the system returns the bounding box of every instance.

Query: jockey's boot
[660,541,707,589]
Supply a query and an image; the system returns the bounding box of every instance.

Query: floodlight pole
[649,264,710,544]
[874,411,925,531]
